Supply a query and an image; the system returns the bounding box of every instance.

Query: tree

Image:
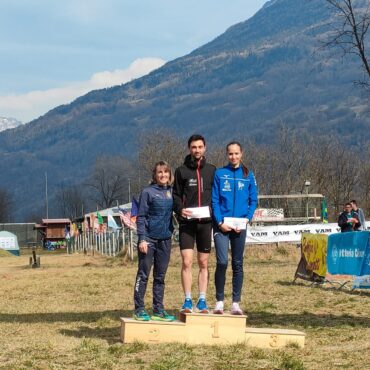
[357,147,370,214]
[0,188,13,222]
[87,155,134,209]
[306,137,361,215]
[325,0,370,85]
[138,130,187,180]
[55,184,87,220]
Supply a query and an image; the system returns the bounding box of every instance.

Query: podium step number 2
[120,312,305,348]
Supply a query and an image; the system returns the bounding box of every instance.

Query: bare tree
[138,130,187,180]
[0,188,13,222]
[55,184,87,220]
[306,137,361,215]
[24,211,44,224]
[325,0,370,85]
[207,143,227,168]
[357,147,370,214]
[87,155,134,209]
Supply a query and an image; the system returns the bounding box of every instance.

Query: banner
[327,231,370,276]
[295,233,327,282]
[108,213,120,229]
[252,208,284,222]
[119,207,137,230]
[321,198,328,223]
[353,275,370,289]
[246,221,370,244]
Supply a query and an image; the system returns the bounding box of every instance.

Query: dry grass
[0,245,369,370]
[0,249,15,258]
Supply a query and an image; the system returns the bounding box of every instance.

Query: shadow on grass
[0,308,179,324]
[248,311,370,329]
[276,279,370,297]
[60,326,121,345]
[1,307,369,330]
[0,309,128,324]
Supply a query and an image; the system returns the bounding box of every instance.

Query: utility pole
[128,178,131,203]
[304,180,310,222]
[45,172,49,218]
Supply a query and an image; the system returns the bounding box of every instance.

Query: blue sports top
[212,164,258,225]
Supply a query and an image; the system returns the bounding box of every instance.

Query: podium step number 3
[120,312,305,348]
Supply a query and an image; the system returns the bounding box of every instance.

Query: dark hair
[226,141,249,178]
[350,200,357,205]
[188,134,205,148]
[151,161,174,185]
[345,202,352,207]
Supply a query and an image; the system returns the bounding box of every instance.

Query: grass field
[0,245,369,370]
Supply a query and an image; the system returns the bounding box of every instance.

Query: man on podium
[173,134,216,314]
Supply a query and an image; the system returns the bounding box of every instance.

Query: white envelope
[186,206,211,219]
[223,217,248,230]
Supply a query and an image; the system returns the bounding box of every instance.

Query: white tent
[0,231,20,256]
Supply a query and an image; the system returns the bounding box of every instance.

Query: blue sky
[0,0,267,122]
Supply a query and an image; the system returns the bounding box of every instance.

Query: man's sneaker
[195,298,209,313]
[151,309,175,322]
[213,301,224,315]
[181,298,193,313]
[230,302,243,315]
[133,309,150,321]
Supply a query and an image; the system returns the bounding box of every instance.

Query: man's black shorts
[179,222,212,253]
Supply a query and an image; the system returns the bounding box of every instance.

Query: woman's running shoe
[151,309,175,322]
[213,301,224,315]
[230,302,243,315]
[133,309,150,321]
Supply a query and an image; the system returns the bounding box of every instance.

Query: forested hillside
[1,0,369,220]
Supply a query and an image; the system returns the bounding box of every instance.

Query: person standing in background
[350,200,366,231]
[338,203,361,232]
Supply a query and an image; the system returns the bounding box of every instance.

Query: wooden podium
[120,312,305,348]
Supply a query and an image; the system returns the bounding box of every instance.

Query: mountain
[1,0,369,221]
[0,117,22,132]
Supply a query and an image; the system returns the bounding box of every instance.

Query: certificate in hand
[186,206,211,219]
[223,217,248,230]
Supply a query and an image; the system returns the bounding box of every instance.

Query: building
[34,219,71,249]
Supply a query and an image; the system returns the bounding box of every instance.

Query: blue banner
[327,231,370,276]
[353,275,370,289]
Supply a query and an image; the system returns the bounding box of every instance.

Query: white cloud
[0,57,165,123]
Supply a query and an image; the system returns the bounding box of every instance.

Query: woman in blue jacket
[212,142,258,315]
[133,161,175,322]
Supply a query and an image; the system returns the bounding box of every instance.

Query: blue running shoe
[181,298,193,313]
[196,298,209,313]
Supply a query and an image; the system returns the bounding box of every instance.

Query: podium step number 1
[120,312,305,348]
